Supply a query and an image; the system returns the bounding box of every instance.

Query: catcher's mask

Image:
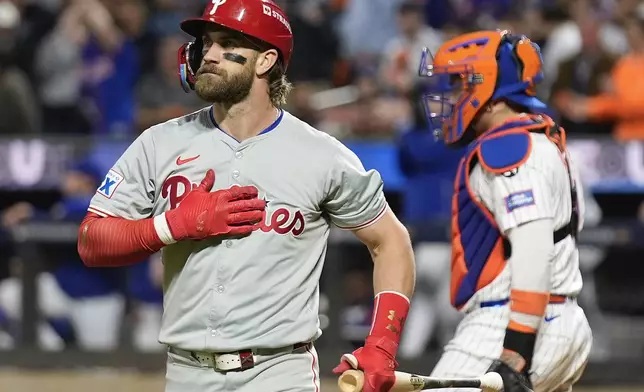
[418,30,548,146]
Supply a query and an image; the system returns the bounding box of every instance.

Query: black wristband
[503,328,536,368]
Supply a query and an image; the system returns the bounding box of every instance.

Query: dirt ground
[0,370,641,392]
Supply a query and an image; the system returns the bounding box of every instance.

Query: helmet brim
[505,93,549,112]
[180,18,261,40]
[180,17,287,62]
[180,18,210,38]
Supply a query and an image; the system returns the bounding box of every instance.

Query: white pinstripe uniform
[431,132,593,392]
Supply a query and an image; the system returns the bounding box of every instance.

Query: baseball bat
[338,369,504,392]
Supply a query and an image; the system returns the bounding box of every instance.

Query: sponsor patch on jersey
[504,190,535,212]
[97,169,124,199]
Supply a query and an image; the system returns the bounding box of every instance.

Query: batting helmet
[178,0,293,93]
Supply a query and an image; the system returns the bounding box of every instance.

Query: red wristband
[368,291,410,356]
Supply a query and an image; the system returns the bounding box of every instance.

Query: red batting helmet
[177,0,293,93]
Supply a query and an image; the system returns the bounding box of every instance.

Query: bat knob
[480,372,504,391]
[338,369,365,392]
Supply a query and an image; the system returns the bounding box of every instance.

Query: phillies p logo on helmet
[209,0,227,15]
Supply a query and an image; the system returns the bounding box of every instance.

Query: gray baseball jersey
[88,107,388,352]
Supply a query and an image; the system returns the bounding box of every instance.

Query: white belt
[195,351,255,371]
[170,342,311,372]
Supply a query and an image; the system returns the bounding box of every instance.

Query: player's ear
[255,49,279,76]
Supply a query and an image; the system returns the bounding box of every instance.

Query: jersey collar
[209,106,284,143]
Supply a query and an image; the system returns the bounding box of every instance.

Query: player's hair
[267,62,293,107]
[248,36,293,107]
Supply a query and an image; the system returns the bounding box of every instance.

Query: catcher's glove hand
[486,359,533,392]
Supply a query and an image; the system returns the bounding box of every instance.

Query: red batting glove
[163,169,266,241]
[333,335,397,392]
[333,292,410,392]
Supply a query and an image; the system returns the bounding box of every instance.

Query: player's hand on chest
[155,140,321,236]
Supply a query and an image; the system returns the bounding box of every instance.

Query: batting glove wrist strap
[154,213,178,245]
[368,291,410,358]
[503,328,536,370]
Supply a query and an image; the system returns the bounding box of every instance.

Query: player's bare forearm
[333,207,415,382]
[371,237,415,298]
[353,208,415,298]
[78,212,165,267]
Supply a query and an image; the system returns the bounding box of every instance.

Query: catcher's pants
[165,343,320,392]
[431,299,592,392]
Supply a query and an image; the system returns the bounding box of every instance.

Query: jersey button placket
[209,283,226,340]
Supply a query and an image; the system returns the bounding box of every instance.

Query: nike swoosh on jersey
[176,155,201,165]
[544,315,560,322]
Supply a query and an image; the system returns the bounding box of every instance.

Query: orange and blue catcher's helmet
[417,30,548,146]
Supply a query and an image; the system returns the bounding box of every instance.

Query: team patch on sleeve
[504,190,535,212]
[97,169,124,199]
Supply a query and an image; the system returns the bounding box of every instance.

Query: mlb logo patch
[504,190,535,212]
[97,169,124,199]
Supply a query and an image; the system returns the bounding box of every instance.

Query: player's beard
[194,57,256,105]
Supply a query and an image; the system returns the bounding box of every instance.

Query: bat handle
[338,370,365,392]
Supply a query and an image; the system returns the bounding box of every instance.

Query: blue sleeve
[104,41,140,133]
[397,127,462,176]
[117,41,140,88]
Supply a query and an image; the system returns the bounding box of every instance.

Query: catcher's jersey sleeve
[88,130,156,219]
[323,143,387,230]
[477,164,555,234]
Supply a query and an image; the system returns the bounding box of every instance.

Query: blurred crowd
[2,0,644,140]
[0,0,642,357]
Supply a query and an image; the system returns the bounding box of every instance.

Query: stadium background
[1,0,644,390]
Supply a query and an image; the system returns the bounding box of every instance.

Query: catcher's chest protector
[449,115,562,309]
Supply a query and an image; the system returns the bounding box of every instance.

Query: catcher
[416,30,593,392]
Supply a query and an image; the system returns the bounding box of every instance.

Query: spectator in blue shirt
[397,86,465,226]
[80,0,146,137]
[396,85,464,359]
[0,158,126,351]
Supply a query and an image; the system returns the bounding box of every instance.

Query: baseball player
[416,30,593,392]
[77,1,416,391]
